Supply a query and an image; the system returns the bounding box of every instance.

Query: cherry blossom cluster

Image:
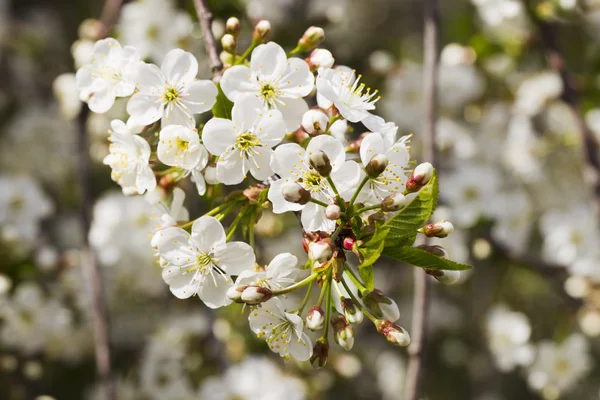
[75,18,461,364]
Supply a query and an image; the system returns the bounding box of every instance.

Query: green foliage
[383,246,472,271]
[355,224,389,291]
[211,82,234,119]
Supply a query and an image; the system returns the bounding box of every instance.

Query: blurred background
[1,0,600,399]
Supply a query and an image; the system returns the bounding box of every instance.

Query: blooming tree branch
[192,0,224,78]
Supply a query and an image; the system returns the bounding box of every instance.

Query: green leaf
[382,170,439,248]
[383,246,473,271]
[212,82,234,119]
[356,225,389,291]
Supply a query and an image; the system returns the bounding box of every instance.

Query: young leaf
[383,246,473,271]
[382,170,439,248]
[355,225,389,291]
[212,82,234,119]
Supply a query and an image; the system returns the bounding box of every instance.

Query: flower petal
[247,146,275,181]
[276,96,308,132]
[270,143,306,178]
[198,271,233,309]
[161,48,198,86]
[214,241,256,275]
[202,118,236,155]
[183,80,218,113]
[216,148,246,185]
[221,65,258,102]
[278,58,314,97]
[250,42,288,81]
[190,215,226,253]
[306,134,346,173]
[360,132,385,165]
[127,92,163,125]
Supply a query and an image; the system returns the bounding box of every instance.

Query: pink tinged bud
[226,284,248,303]
[343,237,355,251]
[342,298,364,324]
[425,269,460,285]
[406,162,434,192]
[253,20,271,43]
[331,314,354,350]
[298,26,325,51]
[225,17,241,37]
[365,154,389,178]
[375,320,411,347]
[308,240,333,264]
[221,34,237,53]
[281,181,311,205]
[240,286,273,305]
[306,306,325,331]
[325,204,341,220]
[418,244,447,257]
[381,193,407,212]
[422,220,454,238]
[302,109,329,134]
[309,151,332,177]
[308,48,335,70]
[310,338,329,368]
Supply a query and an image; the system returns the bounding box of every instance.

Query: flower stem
[321,273,333,339]
[226,207,248,241]
[344,264,367,294]
[326,176,346,212]
[287,45,302,57]
[353,204,382,216]
[310,198,330,208]
[272,272,319,296]
[317,277,329,307]
[330,221,345,242]
[235,41,258,65]
[348,176,369,210]
[292,282,314,315]
[341,277,377,322]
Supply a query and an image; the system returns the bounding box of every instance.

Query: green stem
[317,278,329,307]
[348,176,369,209]
[345,264,367,293]
[330,222,345,242]
[310,198,330,208]
[272,272,319,296]
[321,273,333,339]
[226,207,248,241]
[342,277,377,322]
[235,41,258,65]
[287,45,302,57]
[214,202,238,222]
[324,115,341,134]
[248,211,255,249]
[293,282,314,315]
[353,204,382,216]
[156,167,178,176]
[326,176,346,212]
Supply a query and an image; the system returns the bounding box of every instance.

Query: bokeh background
[1,0,600,399]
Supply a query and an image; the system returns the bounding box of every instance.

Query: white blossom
[234,253,305,293]
[485,305,534,372]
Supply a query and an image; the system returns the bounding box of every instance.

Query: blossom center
[341,72,380,109]
[176,137,189,152]
[163,87,181,104]
[235,132,260,153]
[299,170,324,192]
[259,83,280,107]
[9,196,25,211]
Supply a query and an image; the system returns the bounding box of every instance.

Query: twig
[192,0,224,78]
[404,0,438,399]
[525,0,600,213]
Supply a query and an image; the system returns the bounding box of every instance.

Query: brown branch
[525,1,600,213]
[192,0,223,79]
[404,0,438,399]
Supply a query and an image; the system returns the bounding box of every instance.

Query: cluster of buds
[226,284,273,305]
[331,313,354,350]
[406,162,434,193]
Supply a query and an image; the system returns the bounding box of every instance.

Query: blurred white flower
[485,305,534,372]
[514,72,563,117]
[53,73,81,120]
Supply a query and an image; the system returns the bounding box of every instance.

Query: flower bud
[367,212,386,226]
[376,320,410,347]
[219,51,234,66]
[421,220,454,238]
[331,313,354,350]
[78,18,105,41]
[381,193,407,212]
[281,181,311,205]
[253,20,271,43]
[417,244,447,257]
[363,289,400,321]
[307,48,335,71]
[302,109,329,134]
[297,26,325,52]
[425,269,461,285]
[204,164,219,185]
[332,256,345,282]
[325,204,341,220]
[309,151,332,177]
[310,338,329,368]
[342,298,364,324]
[240,286,273,305]
[308,240,333,264]
[406,162,434,192]
[365,154,389,178]
[306,306,325,331]
[226,284,249,303]
[225,17,241,37]
[221,34,237,54]
[343,237,355,251]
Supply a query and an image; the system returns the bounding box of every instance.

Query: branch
[525,1,600,213]
[404,0,438,399]
[192,0,223,79]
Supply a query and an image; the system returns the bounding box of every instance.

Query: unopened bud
[421,220,454,238]
[221,34,237,53]
[342,298,364,324]
[310,338,329,368]
[297,26,325,52]
[325,204,341,220]
[381,193,407,212]
[375,320,410,347]
[204,164,219,185]
[331,313,354,350]
[243,184,267,204]
[307,48,335,71]
[363,289,400,321]
[332,256,345,282]
[365,154,389,178]
[282,181,311,205]
[219,51,234,66]
[225,17,241,37]
[308,240,333,264]
[302,109,329,134]
[406,162,434,192]
[309,151,332,177]
[240,286,273,305]
[226,284,249,303]
[367,212,386,225]
[253,20,271,43]
[417,244,447,257]
[425,269,461,285]
[78,18,105,41]
[343,237,355,251]
[306,306,325,330]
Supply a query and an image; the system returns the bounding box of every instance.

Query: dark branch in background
[192,0,224,78]
[404,0,438,399]
[78,1,124,399]
[524,0,600,213]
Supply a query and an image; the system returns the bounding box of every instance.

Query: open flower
[249,298,313,361]
[268,135,361,232]
[203,95,286,185]
[150,187,189,248]
[220,42,314,131]
[75,38,139,113]
[157,216,255,308]
[127,48,217,128]
[316,65,380,123]
[103,119,156,195]
[157,125,208,170]
[234,253,304,292]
